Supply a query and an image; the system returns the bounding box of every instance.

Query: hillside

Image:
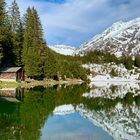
[75,17,140,57]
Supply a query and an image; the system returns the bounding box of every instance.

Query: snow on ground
[53,104,75,115]
[83,63,140,82]
[49,45,76,56]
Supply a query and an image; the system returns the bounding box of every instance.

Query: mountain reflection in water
[0,83,139,140]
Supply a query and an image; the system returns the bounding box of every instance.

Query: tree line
[0,0,139,81]
[0,0,87,81]
[77,50,140,70]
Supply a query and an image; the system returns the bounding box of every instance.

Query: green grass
[0,79,82,88]
[0,82,20,88]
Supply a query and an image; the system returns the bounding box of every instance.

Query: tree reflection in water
[0,83,139,140]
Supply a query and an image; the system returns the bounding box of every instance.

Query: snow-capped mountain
[49,45,76,56]
[75,17,140,57]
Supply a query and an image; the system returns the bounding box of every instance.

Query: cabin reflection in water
[0,87,24,102]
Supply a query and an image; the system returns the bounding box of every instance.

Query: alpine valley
[1,1,140,140]
[49,17,140,82]
[50,17,140,57]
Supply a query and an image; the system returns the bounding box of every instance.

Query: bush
[121,55,133,70]
[134,55,140,68]
[110,68,118,77]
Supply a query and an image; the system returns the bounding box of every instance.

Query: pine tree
[0,0,12,66]
[44,47,58,79]
[22,7,45,78]
[0,0,6,65]
[110,68,118,77]
[134,55,140,68]
[122,55,133,70]
[9,0,23,66]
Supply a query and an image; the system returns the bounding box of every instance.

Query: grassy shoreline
[0,79,83,88]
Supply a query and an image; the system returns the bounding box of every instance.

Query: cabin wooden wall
[16,69,25,81]
[0,72,16,81]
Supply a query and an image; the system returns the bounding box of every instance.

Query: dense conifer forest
[0,0,87,81]
[0,0,139,81]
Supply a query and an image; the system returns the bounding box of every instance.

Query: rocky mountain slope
[49,45,76,56]
[75,17,140,57]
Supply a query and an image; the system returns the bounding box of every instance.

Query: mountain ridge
[75,17,140,57]
[48,17,140,57]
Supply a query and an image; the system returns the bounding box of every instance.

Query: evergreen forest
[0,0,140,81]
[0,0,88,81]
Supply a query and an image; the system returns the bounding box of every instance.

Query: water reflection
[41,113,114,140]
[0,87,24,102]
[0,83,139,140]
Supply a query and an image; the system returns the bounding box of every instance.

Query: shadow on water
[0,83,139,140]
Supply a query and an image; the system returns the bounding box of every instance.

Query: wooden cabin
[0,67,25,82]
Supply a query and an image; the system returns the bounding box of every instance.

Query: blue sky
[6,0,140,47]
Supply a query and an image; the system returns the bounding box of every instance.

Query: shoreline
[0,79,83,88]
[90,80,140,82]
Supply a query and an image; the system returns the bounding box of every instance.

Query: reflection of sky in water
[40,113,114,140]
[0,84,139,140]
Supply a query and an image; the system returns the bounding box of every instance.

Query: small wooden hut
[0,67,25,82]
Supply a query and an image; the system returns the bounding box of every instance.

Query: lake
[0,82,140,140]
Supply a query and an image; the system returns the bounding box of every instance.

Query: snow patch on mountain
[49,45,76,56]
[83,63,140,82]
[75,17,140,57]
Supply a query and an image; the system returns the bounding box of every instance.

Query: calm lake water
[0,83,140,140]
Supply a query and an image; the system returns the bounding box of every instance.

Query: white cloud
[6,0,140,46]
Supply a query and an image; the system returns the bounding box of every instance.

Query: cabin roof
[0,67,22,73]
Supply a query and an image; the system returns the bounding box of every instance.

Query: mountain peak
[75,17,140,57]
